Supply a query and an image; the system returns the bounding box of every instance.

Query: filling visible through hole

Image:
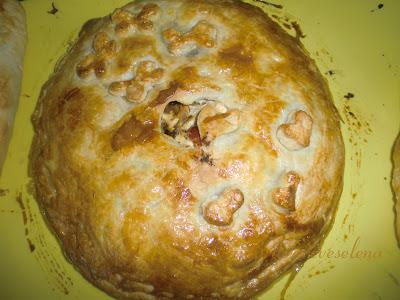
[161,100,208,148]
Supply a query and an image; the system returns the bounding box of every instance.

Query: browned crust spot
[111,3,160,35]
[203,188,244,226]
[149,82,180,107]
[272,171,300,211]
[163,21,216,55]
[277,110,313,150]
[76,32,117,79]
[109,61,164,102]
[111,114,156,151]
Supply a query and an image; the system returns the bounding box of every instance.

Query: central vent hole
[161,101,207,147]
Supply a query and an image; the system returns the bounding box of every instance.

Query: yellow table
[1,0,399,299]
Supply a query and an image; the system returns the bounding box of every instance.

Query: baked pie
[30,0,345,298]
[0,0,26,175]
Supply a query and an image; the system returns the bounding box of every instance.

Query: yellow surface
[0,0,399,299]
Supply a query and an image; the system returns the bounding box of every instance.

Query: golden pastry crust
[0,0,26,176]
[392,133,400,244]
[29,0,345,299]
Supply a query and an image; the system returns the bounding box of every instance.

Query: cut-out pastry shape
[109,60,164,102]
[203,188,244,226]
[277,110,313,151]
[272,171,301,212]
[163,20,217,56]
[93,32,117,58]
[111,3,160,35]
[76,31,117,79]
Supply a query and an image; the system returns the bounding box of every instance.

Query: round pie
[29,0,345,299]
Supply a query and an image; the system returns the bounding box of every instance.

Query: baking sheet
[0,0,399,299]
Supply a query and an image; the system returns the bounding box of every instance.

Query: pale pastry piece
[392,133,400,245]
[29,0,345,299]
[0,0,27,176]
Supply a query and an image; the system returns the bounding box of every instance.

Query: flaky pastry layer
[30,0,345,299]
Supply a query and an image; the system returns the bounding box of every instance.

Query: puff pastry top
[30,0,344,299]
[0,0,26,175]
